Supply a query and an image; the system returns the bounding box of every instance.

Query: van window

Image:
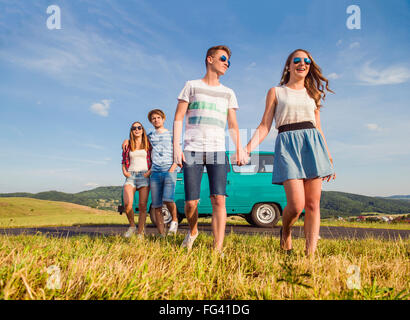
[232,154,274,173]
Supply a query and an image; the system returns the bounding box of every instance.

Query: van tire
[251,203,281,227]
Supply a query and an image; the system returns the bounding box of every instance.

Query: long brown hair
[129,122,149,152]
[279,49,334,108]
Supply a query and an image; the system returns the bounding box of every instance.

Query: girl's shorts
[124,171,150,189]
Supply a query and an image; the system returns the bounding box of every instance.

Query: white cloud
[90,99,112,117]
[336,39,342,47]
[246,62,257,70]
[327,72,341,80]
[349,42,360,49]
[80,143,105,150]
[357,62,410,85]
[365,123,382,132]
[85,182,99,188]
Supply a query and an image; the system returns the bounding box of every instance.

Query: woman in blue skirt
[245,49,336,256]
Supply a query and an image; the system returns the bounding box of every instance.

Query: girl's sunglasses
[220,55,231,68]
[131,125,142,131]
[293,57,311,65]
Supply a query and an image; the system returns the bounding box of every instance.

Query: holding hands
[231,147,250,166]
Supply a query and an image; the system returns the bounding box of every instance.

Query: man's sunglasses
[293,57,311,65]
[220,55,231,68]
[131,125,142,131]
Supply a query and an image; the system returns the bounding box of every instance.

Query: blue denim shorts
[183,151,230,201]
[124,171,150,189]
[150,170,177,208]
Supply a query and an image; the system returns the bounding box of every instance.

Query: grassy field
[0,197,131,228]
[0,197,409,300]
[0,233,409,300]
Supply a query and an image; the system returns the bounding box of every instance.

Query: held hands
[143,170,151,178]
[231,147,250,166]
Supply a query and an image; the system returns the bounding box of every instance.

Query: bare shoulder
[266,87,277,106]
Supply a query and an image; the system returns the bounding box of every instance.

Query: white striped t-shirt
[177,79,239,152]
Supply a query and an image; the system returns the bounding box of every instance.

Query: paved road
[1,223,409,240]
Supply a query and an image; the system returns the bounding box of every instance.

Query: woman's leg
[303,178,322,255]
[282,179,305,250]
[137,186,149,234]
[123,184,137,227]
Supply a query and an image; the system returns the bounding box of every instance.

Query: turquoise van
[118,151,287,227]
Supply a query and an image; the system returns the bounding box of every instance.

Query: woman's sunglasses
[131,125,142,131]
[293,57,311,65]
[220,55,231,68]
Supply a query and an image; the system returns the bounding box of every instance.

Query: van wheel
[150,205,179,226]
[244,214,256,226]
[251,203,281,227]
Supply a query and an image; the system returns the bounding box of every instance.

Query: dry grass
[0,233,408,300]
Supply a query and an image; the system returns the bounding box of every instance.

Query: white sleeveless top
[128,149,148,172]
[273,86,317,129]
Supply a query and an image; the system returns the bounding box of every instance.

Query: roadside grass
[1,198,409,230]
[0,233,408,300]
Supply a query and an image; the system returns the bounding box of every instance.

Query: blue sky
[1,0,409,196]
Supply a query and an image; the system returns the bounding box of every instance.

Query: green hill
[0,187,122,211]
[320,191,410,217]
[1,187,410,217]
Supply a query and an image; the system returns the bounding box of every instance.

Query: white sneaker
[168,221,178,235]
[181,231,198,250]
[124,226,137,238]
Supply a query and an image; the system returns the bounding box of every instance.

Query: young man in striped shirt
[173,45,248,253]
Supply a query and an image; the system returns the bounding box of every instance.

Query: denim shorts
[124,171,150,189]
[183,151,230,201]
[150,170,177,208]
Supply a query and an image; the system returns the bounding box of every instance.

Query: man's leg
[210,195,226,251]
[163,171,178,223]
[150,171,165,235]
[181,151,203,247]
[207,152,228,251]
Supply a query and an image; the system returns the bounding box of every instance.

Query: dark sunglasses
[131,125,142,131]
[220,55,231,68]
[293,57,311,65]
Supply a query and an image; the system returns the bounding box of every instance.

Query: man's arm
[122,139,129,152]
[173,100,188,167]
[227,108,248,165]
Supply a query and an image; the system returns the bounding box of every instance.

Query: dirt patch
[0,202,9,207]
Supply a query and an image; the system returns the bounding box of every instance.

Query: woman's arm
[314,109,332,165]
[245,87,277,154]
[315,109,336,181]
[122,164,131,178]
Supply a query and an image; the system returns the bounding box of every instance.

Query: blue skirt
[272,128,334,185]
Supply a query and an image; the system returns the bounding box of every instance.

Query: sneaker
[124,226,137,238]
[181,231,198,250]
[168,221,178,235]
